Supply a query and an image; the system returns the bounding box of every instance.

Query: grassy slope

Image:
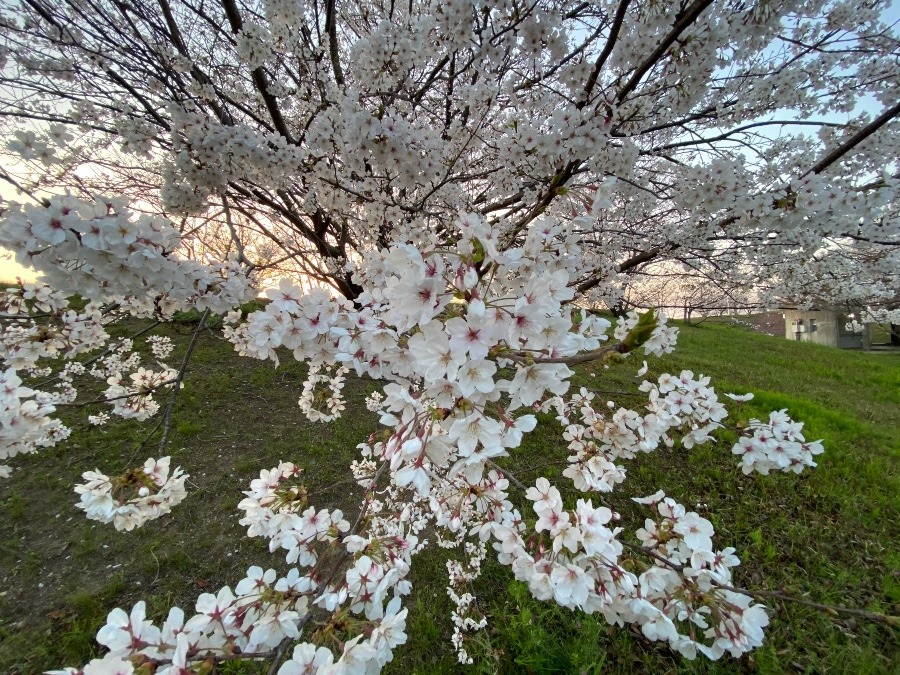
[0,319,897,674]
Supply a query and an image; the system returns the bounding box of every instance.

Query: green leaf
[621,309,657,351]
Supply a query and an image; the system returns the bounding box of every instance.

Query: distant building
[783,309,870,349]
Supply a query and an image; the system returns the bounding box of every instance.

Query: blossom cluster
[2,0,894,666]
[1,282,109,372]
[58,460,419,673]
[0,280,187,481]
[164,108,303,215]
[486,480,769,660]
[862,308,900,326]
[278,597,409,674]
[0,308,186,474]
[147,335,174,359]
[0,367,67,478]
[103,365,178,421]
[0,196,255,317]
[226,214,649,507]
[74,457,189,531]
[297,364,348,422]
[553,372,820,496]
[50,573,408,675]
[238,462,350,566]
[236,467,422,670]
[89,338,141,380]
[445,541,489,664]
[629,491,770,659]
[614,310,679,357]
[555,369,729,493]
[6,128,58,165]
[3,0,896,322]
[732,410,825,475]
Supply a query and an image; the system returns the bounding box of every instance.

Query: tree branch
[803,99,900,176]
[714,584,900,628]
[158,309,209,453]
[506,342,628,366]
[580,0,632,108]
[616,0,714,104]
[219,0,294,142]
[324,0,345,86]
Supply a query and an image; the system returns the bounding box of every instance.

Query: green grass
[0,318,897,673]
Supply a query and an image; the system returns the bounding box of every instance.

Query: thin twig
[515,459,575,475]
[186,649,279,665]
[267,639,294,675]
[620,544,899,627]
[347,461,390,534]
[587,389,646,397]
[305,473,374,500]
[220,193,255,272]
[56,379,176,407]
[714,584,900,627]
[0,312,52,319]
[34,320,162,389]
[270,461,390,674]
[158,310,209,453]
[125,415,165,465]
[620,540,685,572]
[486,459,527,492]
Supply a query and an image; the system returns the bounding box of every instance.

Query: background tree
[621,261,754,323]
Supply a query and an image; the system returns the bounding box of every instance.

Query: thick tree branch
[580,0,632,108]
[324,0,345,86]
[803,99,900,176]
[219,0,295,142]
[616,0,715,104]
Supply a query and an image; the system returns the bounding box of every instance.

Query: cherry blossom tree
[2,0,898,303]
[621,262,751,322]
[1,1,899,673]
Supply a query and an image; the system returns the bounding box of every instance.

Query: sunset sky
[0,180,36,283]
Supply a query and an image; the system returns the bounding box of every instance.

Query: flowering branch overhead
[0,1,897,672]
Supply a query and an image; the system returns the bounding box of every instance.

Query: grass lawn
[0,317,897,673]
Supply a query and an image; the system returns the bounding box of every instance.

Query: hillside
[0,318,897,674]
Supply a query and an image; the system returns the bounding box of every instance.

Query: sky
[0,179,35,282]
